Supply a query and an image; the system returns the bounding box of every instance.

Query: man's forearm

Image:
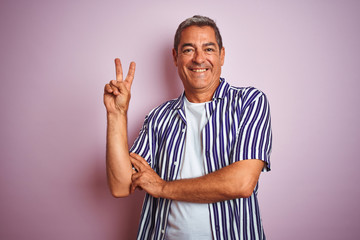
[106,112,133,197]
[131,154,264,203]
[160,160,263,203]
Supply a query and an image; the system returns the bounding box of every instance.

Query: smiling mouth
[190,68,208,73]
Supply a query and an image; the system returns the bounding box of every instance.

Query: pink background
[1,0,359,239]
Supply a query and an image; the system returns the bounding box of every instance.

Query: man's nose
[192,50,205,64]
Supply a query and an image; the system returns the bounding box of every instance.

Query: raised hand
[104,58,136,114]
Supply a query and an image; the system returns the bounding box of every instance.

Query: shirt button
[161,229,165,234]
[174,162,178,166]
[182,128,186,132]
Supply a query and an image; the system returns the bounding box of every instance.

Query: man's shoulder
[145,96,181,121]
[219,80,270,112]
[226,84,267,102]
[228,84,262,94]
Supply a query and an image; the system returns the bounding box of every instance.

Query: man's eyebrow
[203,42,217,47]
[180,42,217,49]
[180,43,195,49]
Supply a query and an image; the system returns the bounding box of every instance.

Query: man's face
[173,26,225,101]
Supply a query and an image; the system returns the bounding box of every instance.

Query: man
[104,15,272,240]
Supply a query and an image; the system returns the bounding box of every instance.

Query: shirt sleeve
[233,89,272,172]
[130,115,152,164]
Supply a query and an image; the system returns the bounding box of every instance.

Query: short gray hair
[174,15,223,54]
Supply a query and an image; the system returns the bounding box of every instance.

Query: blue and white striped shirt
[130,79,272,240]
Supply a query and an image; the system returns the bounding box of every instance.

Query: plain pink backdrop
[1,0,359,239]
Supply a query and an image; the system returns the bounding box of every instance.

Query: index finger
[124,61,136,85]
[130,156,141,172]
[130,153,148,171]
[115,58,123,81]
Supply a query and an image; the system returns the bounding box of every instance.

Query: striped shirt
[130,78,272,240]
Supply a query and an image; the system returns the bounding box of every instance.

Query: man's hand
[104,58,136,114]
[130,153,166,198]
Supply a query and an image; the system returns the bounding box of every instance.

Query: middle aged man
[104,15,272,240]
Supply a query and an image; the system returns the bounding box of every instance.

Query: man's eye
[183,49,193,53]
[205,48,215,52]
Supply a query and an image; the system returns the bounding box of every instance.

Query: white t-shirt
[165,97,213,240]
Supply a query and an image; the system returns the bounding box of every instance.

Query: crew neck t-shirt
[165,97,213,240]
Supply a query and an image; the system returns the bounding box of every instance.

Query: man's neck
[184,82,220,103]
[184,92,213,103]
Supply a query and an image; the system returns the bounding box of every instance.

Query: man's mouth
[190,68,208,73]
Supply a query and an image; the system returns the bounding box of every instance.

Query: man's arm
[130,153,264,203]
[104,58,136,197]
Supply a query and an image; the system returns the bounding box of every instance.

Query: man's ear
[172,48,178,67]
[220,47,225,66]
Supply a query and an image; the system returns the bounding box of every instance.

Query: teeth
[192,69,207,72]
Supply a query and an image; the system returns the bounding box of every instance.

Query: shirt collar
[212,78,229,100]
[172,78,229,110]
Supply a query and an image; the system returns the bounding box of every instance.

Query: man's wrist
[160,181,173,200]
[107,110,127,120]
